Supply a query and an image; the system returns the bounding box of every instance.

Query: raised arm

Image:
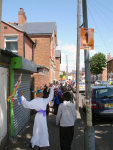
[44,87,54,105]
[21,96,38,110]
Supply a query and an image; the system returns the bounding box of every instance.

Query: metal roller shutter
[0,67,8,142]
[13,71,31,137]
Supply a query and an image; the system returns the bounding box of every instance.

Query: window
[94,88,113,99]
[5,36,18,53]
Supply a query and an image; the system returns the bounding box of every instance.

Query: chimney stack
[107,53,111,61]
[18,8,26,24]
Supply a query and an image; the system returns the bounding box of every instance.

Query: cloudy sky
[2,0,113,72]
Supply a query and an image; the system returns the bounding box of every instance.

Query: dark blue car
[83,85,113,118]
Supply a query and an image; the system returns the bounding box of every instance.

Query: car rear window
[93,87,113,99]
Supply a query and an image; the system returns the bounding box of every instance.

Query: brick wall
[30,34,57,83]
[102,67,107,81]
[1,22,24,57]
[33,73,49,98]
[107,60,113,79]
[30,35,51,67]
[55,57,60,80]
[25,36,33,61]
[50,31,56,82]
[1,21,33,61]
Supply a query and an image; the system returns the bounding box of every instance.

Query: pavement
[0,110,85,150]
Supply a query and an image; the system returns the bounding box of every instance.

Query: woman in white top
[56,91,77,150]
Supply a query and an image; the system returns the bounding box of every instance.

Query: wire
[87,0,113,53]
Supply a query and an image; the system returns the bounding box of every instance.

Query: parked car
[79,82,85,92]
[73,82,85,93]
[94,80,101,85]
[82,85,113,118]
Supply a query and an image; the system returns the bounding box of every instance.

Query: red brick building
[55,50,61,81]
[1,21,34,61]
[107,53,113,80]
[1,8,61,90]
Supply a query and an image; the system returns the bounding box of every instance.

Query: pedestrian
[43,84,50,116]
[68,79,72,86]
[20,84,54,150]
[53,88,63,115]
[56,91,77,150]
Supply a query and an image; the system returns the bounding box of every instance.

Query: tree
[90,52,106,76]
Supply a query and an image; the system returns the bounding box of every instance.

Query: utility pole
[76,0,81,110]
[82,0,95,150]
[66,55,68,80]
[0,0,2,48]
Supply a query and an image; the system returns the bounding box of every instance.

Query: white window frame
[4,34,18,53]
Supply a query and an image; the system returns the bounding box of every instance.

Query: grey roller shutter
[13,71,31,137]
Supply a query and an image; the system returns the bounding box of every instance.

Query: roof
[55,50,61,63]
[2,21,23,32]
[107,57,113,63]
[2,21,56,36]
[2,21,35,44]
[2,21,57,45]
[17,22,56,35]
[0,48,19,57]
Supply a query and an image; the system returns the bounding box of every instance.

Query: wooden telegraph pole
[66,55,68,80]
[76,0,81,110]
[0,0,2,48]
[82,0,95,150]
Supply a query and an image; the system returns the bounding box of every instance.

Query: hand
[19,91,23,96]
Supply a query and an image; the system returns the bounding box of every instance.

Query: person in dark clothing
[53,88,63,115]
[43,84,50,116]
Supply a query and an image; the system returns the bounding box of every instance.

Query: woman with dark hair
[20,85,54,150]
[56,92,77,150]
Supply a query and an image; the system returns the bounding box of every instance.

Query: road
[79,93,113,150]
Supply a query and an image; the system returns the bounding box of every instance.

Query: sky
[2,0,113,72]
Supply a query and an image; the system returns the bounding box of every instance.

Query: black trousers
[60,126,74,150]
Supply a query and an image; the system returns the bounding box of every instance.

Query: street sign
[80,28,94,50]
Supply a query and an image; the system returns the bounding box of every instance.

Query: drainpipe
[32,42,36,62]
[9,66,14,137]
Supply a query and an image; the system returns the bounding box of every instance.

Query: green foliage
[60,71,66,79]
[60,74,63,78]
[90,52,106,75]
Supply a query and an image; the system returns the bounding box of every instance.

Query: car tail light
[101,104,104,108]
[92,102,98,109]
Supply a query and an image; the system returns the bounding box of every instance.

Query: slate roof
[3,21,56,35]
[17,22,56,35]
[55,50,61,63]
